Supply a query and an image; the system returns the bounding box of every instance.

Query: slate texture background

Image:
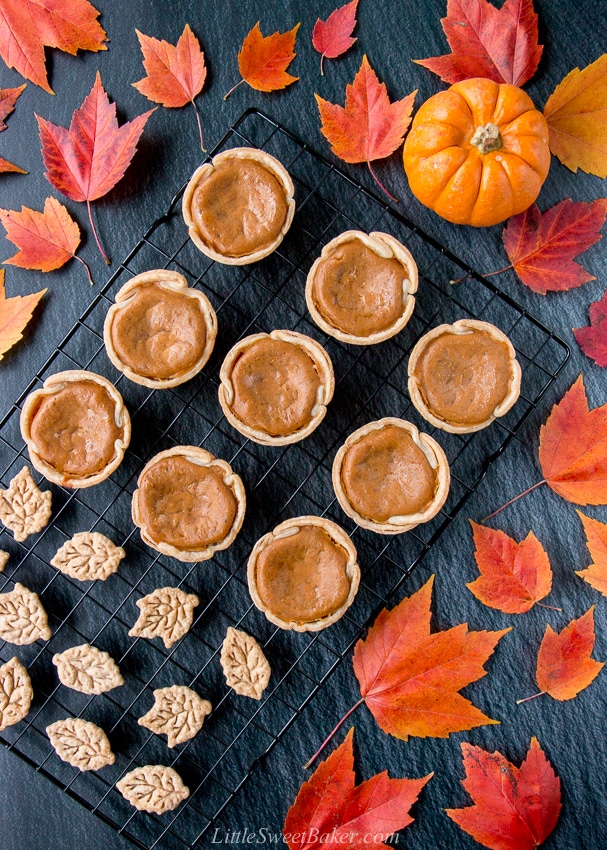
[0,1,606,848]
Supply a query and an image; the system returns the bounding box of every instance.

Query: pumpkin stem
[470,122,503,154]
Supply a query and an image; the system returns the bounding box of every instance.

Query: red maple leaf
[285,728,431,850]
[133,24,207,151]
[312,0,358,75]
[446,738,561,850]
[0,84,26,132]
[574,288,607,367]
[36,73,154,263]
[225,22,300,99]
[415,0,542,87]
[315,55,416,201]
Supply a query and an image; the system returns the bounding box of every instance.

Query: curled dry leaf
[0,272,46,361]
[0,583,51,645]
[446,738,561,850]
[0,656,33,732]
[51,531,125,582]
[52,644,124,694]
[138,685,212,748]
[0,551,8,572]
[47,718,114,771]
[220,627,271,700]
[0,466,52,541]
[129,587,199,649]
[312,0,358,75]
[576,511,607,595]
[225,22,300,98]
[574,288,607,367]
[544,54,607,177]
[117,764,189,814]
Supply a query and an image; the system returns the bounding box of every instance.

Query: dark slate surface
[1,1,606,848]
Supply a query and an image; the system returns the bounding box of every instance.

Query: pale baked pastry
[247,516,360,631]
[132,446,246,562]
[306,230,418,345]
[182,147,295,265]
[220,627,271,700]
[47,718,115,771]
[332,418,450,535]
[20,370,131,488]
[219,330,334,446]
[117,765,189,814]
[103,270,217,389]
[408,319,522,434]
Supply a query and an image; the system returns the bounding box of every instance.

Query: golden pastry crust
[182,147,295,265]
[218,330,335,446]
[20,370,131,489]
[103,270,217,389]
[247,515,360,632]
[132,446,246,562]
[332,418,450,535]
[305,231,419,345]
[407,319,522,434]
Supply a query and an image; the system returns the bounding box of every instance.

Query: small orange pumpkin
[403,78,550,227]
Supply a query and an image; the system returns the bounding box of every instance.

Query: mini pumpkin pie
[218,330,334,446]
[182,147,295,265]
[306,231,419,345]
[247,516,360,631]
[132,446,246,562]
[103,270,217,389]
[20,370,131,489]
[408,319,522,434]
[332,418,450,534]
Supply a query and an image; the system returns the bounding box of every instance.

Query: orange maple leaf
[544,54,607,178]
[285,728,431,850]
[574,288,607,368]
[133,24,207,151]
[312,0,358,76]
[36,73,155,264]
[225,22,300,99]
[446,738,561,850]
[0,0,107,93]
[0,269,46,360]
[0,84,26,132]
[576,511,607,596]
[0,158,27,175]
[0,197,93,285]
[315,55,416,201]
[467,521,554,614]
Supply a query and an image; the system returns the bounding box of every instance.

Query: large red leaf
[312,0,358,75]
[534,607,604,701]
[446,738,561,850]
[574,288,607,367]
[284,728,431,850]
[415,0,542,87]
[502,199,607,294]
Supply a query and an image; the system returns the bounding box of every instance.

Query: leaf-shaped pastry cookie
[47,718,115,771]
[116,764,189,814]
[220,627,271,700]
[138,685,212,747]
[0,550,8,572]
[0,656,33,731]
[51,532,125,581]
[52,644,124,694]
[0,467,52,542]
[0,583,51,644]
[129,587,199,649]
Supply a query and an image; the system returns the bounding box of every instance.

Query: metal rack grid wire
[0,108,569,850]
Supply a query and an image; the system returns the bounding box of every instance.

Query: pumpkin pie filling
[413,328,513,427]
[136,455,238,551]
[340,425,437,522]
[254,526,352,624]
[229,338,322,437]
[311,240,408,337]
[29,381,122,477]
[191,158,289,258]
[109,282,208,381]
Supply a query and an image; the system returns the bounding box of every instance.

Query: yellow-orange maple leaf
[576,511,607,596]
[0,270,46,361]
[225,22,300,99]
[544,54,607,177]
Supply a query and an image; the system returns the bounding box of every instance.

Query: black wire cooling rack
[0,109,569,850]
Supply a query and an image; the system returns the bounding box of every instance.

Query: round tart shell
[247,515,360,631]
[408,319,522,434]
[103,270,217,389]
[182,147,296,266]
[132,446,246,562]
[305,231,419,345]
[332,417,450,535]
[20,370,131,489]
[218,330,335,446]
